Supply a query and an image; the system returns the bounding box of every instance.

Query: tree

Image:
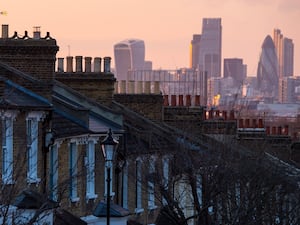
[120,110,300,225]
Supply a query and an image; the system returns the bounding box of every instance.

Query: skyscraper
[223,58,245,86]
[197,18,222,78]
[114,39,145,81]
[273,29,294,77]
[189,34,201,69]
[257,35,279,99]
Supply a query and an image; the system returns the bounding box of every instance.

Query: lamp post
[101,129,119,225]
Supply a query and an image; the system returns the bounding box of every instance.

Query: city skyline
[1,0,299,76]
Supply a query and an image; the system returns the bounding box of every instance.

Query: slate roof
[93,201,130,217]
[0,79,52,109]
[12,190,58,210]
[55,208,87,225]
[12,190,87,225]
[1,64,123,140]
[52,111,91,139]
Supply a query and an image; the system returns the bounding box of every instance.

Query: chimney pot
[33,26,41,39]
[66,56,73,72]
[84,57,92,72]
[1,24,8,38]
[94,57,102,72]
[75,56,83,72]
[103,57,111,73]
[57,58,64,72]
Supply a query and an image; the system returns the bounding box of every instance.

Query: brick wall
[0,35,59,100]
[55,72,116,106]
[114,94,163,121]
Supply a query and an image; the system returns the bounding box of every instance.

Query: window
[135,159,143,213]
[148,156,157,210]
[104,162,113,197]
[26,118,40,183]
[49,144,58,201]
[86,140,97,200]
[197,175,203,207]
[162,156,169,205]
[69,142,79,202]
[122,162,128,208]
[2,118,13,184]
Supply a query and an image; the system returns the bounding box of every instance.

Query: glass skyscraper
[114,39,145,81]
[273,29,294,77]
[257,35,279,99]
[197,18,222,78]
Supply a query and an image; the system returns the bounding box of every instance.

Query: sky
[1,0,300,76]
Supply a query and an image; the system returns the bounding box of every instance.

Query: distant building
[207,77,222,106]
[279,76,300,103]
[189,34,201,69]
[257,35,279,100]
[114,39,145,81]
[197,18,222,78]
[223,58,245,86]
[273,29,294,77]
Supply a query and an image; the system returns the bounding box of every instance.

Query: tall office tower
[190,34,201,68]
[223,58,245,86]
[257,35,279,99]
[198,18,222,78]
[283,38,294,76]
[114,39,145,81]
[273,29,294,77]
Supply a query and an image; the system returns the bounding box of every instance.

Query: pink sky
[1,0,300,76]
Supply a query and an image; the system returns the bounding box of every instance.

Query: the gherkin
[257,35,279,100]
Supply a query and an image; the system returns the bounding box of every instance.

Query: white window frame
[69,142,79,202]
[86,140,98,200]
[26,118,40,183]
[49,143,58,201]
[2,118,14,184]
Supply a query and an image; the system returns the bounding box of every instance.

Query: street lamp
[101,129,119,225]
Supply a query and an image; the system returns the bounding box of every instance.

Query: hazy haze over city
[1,0,299,76]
